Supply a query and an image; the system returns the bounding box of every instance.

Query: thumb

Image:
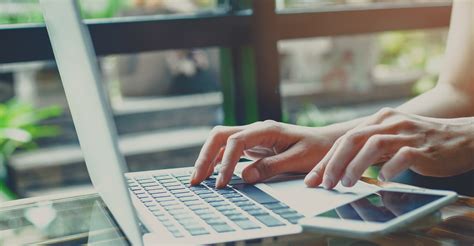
[241,143,313,183]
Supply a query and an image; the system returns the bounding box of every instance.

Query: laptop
[40,0,306,244]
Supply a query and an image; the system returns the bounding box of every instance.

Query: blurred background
[0,0,453,243]
[0,0,449,203]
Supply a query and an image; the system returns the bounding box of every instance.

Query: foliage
[378,31,445,95]
[0,0,218,25]
[295,104,329,127]
[0,100,61,178]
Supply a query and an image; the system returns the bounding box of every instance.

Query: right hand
[190,120,335,188]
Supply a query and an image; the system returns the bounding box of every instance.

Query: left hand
[304,107,474,189]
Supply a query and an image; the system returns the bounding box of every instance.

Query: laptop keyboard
[127,172,304,238]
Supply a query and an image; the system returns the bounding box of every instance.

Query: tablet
[299,188,457,238]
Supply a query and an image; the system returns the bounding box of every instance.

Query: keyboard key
[227,213,247,221]
[220,210,240,217]
[234,201,255,207]
[273,207,297,215]
[215,206,234,212]
[148,189,168,194]
[140,183,159,187]
[198,193,218,199]
[166,185,186,191]
[157,199,177,206]
[169,187,188,192]
[254,215,285,227]
[140,198,153,203]
[234,219,260,230]
[212,223,235,233]
[194,208,212,215]
[159,179,177,184]
[162,220,175,227]
[232,184,278,204]
[137,179,155,183]
[156,215,169,222]
[136,194,148,199]
[188,227,209,236]
[239,205,260,211]
[221,193,242,198]
[193,189,214,195]
[178,196,199,202]
[144,186,164,191]
[280,213,304,224]
[151,193,171,199]
[203,197,224,203]
[143,202,156,207]
[199,213,219,220]
[188,204,209,211]
[174,193,194,198]
[263,202,288,210]
[246,208,269,216]
[183,200,202,206]
[204,218,226,225]
[165,205,185,211]
[173,214,194,221]
[148,206,160,211]
[189,185,207,190]
[208,201,227,207]
[228,197,248,203]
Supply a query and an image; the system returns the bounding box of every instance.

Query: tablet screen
[315,191,443,223]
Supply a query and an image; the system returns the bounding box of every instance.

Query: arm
[397,0,474,117]
[320,0,474,140]
[304,0,474,189]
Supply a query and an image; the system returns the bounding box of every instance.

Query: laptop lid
[40,1,142,244]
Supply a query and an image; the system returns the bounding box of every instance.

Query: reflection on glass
[316,191,442,223]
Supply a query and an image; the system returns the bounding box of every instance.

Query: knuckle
[367,135,385,149]
[263,120,281,132]
[226,134,243,146]
[398,147,417,160]
[376,107,395,119]
[396,119,416,129]
[344,131,364,145]
[256,162,273,177]
[210,125,226,137]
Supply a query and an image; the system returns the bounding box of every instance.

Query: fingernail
[323,175,333,189]
[304,172,318,185]
[378,173,386,182]
[215,173,224,188]
[189,171,196,185]
[243,168,260,183]
[341,176,352,187]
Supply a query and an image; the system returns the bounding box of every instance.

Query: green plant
[377,31,446,96]
[0,100,62,198]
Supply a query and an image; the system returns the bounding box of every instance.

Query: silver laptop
[40,0,303,244]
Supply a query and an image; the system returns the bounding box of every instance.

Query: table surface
[1,178,473,245]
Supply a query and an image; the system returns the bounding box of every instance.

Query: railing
[0,0,452,124]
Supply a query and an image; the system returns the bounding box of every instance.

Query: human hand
[305,108,474,189]
[190,120,334,188]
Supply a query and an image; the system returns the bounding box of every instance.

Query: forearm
[317,0,474,140]
[396,83,474,118]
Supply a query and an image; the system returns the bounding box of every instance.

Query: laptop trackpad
[234,163,380,217]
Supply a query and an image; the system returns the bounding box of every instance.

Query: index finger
[190,125,243,185]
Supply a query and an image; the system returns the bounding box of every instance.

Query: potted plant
[0,100,61,201]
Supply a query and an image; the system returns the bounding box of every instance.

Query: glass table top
[1,179,473,245]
